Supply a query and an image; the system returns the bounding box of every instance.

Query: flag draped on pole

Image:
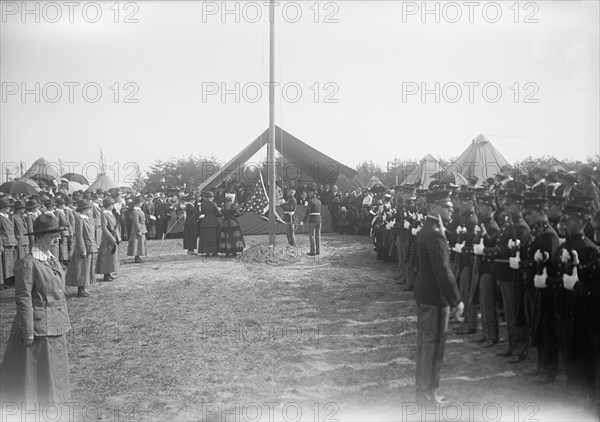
[242,172,284,223]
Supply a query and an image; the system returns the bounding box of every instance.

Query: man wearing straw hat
[127,196,147,263]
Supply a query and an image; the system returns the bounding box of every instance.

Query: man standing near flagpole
[303,188,322,256]
[413,190,464,405]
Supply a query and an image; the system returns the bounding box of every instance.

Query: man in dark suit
[413,190,464,405]
[302,189,322,256]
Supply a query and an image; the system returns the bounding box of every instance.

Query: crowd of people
[0,164,599,414]
[366,164,600,411]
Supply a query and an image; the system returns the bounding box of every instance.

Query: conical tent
[400,154,443,188]
[449,135,509,185]
[336,173,355,193]
[23,157,60,182]
[367,175,385,188]
[547,157,567,173]
[87,174,118,192]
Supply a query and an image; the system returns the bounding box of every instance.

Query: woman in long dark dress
[197,192,220,256]
[218,193,245,256]
[0,214,71,406]
[183,196,199,254]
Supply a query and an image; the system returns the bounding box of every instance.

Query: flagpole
[268,0,276,248]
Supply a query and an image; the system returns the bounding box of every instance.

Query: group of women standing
[183,191,246,257]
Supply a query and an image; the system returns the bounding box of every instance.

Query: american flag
[243,172,270,215]
[242,172,285,223]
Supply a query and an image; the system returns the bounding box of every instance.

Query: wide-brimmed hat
[76,199,91,212]
[25,199,40,210]
[26,214,67,236]
[103,197,115,208]
[13,200,26,210]
[0,198,10,209]
[578,165,597,180]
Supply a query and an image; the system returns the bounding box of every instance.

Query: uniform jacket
[414,216,461,308]
[0,213,17,246]
[484,215,531,282]
[13,250,71,338]
[11,213,29,247]
[73,214,97,255]
[101,210,121,245]
[130,207,148,235]
[303,197,322,224]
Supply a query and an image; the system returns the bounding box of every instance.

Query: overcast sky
[1,0,599,185]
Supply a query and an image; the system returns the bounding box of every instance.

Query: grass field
[0,233,597,421]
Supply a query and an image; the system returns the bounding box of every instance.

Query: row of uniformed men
[374,185,599,408]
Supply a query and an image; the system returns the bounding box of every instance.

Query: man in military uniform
[544,201,599,414]
[473,195,501,347]
[451,191,479,335]
[414,190,464,405]
[303,189,322,256]
[483,192,531,362]
[282,188,298,246]
[519,197,560,382]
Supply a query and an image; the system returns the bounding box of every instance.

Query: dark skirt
[198,225,219,254]
[65,252,96,286]
[218,217,245,253]
[2,246,16,279]
[0,323,70,405]
[183,223,198,250]
[96,244,119,274]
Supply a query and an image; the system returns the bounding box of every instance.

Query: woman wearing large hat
[65,200,97,297]
[95,197,121,280]
[0,214,71,406]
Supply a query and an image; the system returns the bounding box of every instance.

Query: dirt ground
[1,233,598,422]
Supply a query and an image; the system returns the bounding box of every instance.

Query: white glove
[558,237,565,245]
[456,226,466,235]
[560,249,570,264]
[509,251,520,270]
[411,226,421,236]
[534,249,549,263]
[508,239,516,249]
[473,238,485,255]
[563,267,579,291]
[416,213,423,222]
[453,302,465,322]
[533,267,548,289]
[403,220,411,229]
[572,250,579,266]
[479,224,487,237]
[474,225,482,235]
[386,221,394,230]
[453,241,466,253]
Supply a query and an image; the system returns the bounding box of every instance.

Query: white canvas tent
[400,154,443,188]
[449,135,509,185]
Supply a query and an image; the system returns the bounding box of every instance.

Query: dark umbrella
[61,172,89,185]
[0,181,40,196]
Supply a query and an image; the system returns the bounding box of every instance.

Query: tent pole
[268,0,276,248]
